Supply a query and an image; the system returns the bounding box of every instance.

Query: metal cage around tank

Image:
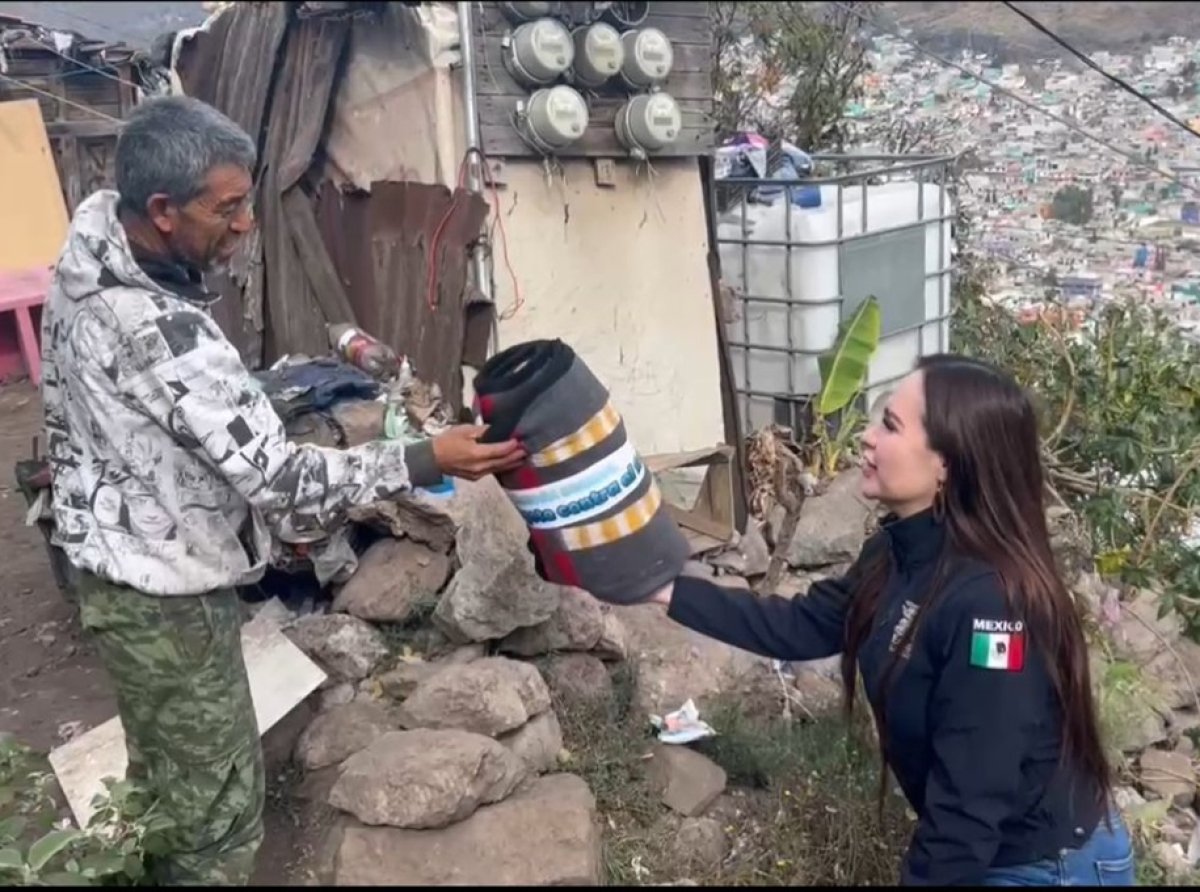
[709,151,962,436]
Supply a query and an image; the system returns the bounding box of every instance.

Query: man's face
[148,164,255,270]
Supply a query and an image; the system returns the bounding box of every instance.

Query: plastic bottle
[328,323,401,380]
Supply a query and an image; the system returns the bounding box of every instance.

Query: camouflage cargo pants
[76,572,265,886]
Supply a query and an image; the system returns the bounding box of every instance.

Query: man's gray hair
[115,95,256,214]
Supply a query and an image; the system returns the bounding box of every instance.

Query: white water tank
[717,181,954,429]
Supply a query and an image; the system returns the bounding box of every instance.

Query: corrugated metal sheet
[315,180,486,413]
[175,2,290,367]
[173,1,486,397]
[259,13,352,363]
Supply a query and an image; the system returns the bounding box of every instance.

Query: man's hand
[431,425,526,481]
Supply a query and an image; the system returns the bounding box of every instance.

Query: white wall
[480,158,726,456]
[325,5,727,456]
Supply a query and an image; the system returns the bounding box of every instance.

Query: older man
[39,95,523,884]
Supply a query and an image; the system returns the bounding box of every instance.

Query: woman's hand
[431,425,526,480]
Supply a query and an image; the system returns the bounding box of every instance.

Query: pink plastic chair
[0,266,53,386]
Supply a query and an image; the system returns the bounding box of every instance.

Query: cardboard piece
[0,99,69,272]
[645,445,736,555]
[48,612,327,828]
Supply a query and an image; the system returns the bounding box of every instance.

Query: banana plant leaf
[817,296,882,416]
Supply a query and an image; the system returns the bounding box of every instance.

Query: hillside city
[851,29,1200,343]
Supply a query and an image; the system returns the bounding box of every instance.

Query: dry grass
[553,665,915,886]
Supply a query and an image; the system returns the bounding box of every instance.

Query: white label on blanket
[510,441,645,529]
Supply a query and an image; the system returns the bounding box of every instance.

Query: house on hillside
[168,1,727,458]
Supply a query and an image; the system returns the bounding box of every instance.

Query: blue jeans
[981,811,1135,886]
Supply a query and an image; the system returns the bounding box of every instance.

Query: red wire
[425,148,522,320]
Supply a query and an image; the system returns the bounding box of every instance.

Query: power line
[999,0,1200,143]
[825,1,1200,199]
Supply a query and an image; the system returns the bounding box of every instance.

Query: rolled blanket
[473,339,690,605]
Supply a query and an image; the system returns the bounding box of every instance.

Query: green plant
[759,296,881,594]
[954,281,1200,637]
[0,738,175,886]
[711,1,877,149]
[1050,184,1095,226]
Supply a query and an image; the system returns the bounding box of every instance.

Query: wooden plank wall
[0,46,135,211]
[473,1,715,158]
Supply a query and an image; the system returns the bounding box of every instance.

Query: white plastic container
[717,181,953,429]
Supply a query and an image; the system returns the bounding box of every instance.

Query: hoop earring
[933,483,946,522]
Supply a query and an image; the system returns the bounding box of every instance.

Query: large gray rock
[593,609,629,662]
[544,653,614,708]
[1143,640,1200,711]
[499,710,564,774]
[769,469,873,569]
[499,592,604,657]
[792,670,843,715]
[296,701,400,771]
[397,657,551,737]
[331,773,601,886]
[1140,749,1196,806]
[1112,588,1183,665]
[615,602,768,716]
[707,522,770,578]
[647,744,727,818]
[333,538,452,623]
[329,729,527,829]
[431,478,565,642]
[377,661,445,700]
[285,614,390,682]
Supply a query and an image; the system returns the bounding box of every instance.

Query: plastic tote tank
[715,158,956,433]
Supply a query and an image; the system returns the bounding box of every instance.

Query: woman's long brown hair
[840,354,1111,812]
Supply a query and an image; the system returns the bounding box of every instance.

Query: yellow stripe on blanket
[531,402,621,467]
[561,483,662,551]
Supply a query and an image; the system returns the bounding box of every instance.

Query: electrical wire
[0,70,122,122]
[426,147,522,321]
[999,0,1200,143]
[824,0,1200,199]
[27,35,143,91]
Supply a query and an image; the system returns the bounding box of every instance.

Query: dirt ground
[0,380,315,886]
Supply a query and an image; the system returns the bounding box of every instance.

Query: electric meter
[619,27,673,89]
[525,85,590,151]
[500,2,555,23]
[571,22,625,88]
[600,1,649,30]
[615,91,681,154]
[505,18,574,88]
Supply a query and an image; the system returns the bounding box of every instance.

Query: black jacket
[666,508,1104,886]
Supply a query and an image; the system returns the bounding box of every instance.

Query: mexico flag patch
[969,618,1025,672]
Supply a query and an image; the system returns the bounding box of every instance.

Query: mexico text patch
[969,618,1025,672]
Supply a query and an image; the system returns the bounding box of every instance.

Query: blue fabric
[981,810,1135,886]
[252,358,380,420]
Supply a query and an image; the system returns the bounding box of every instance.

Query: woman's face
[860,370,946,518]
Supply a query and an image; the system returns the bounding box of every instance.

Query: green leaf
[38,871,90,886]
[80,849,127,877]
[0,848,22,871]
[0,816,26,843]
[123,853,146,881]
[817,296,882,416]
[26,829,83,872]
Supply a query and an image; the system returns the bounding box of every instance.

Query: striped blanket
[473,339,689,605]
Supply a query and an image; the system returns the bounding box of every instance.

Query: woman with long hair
[644,354,1133,885]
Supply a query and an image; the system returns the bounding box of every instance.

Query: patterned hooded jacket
[40,190,441,596]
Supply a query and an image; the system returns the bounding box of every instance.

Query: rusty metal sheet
[175,3,288,149]
[259,14,352,363]
[174,2,290,368]
[314,180,487,414]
